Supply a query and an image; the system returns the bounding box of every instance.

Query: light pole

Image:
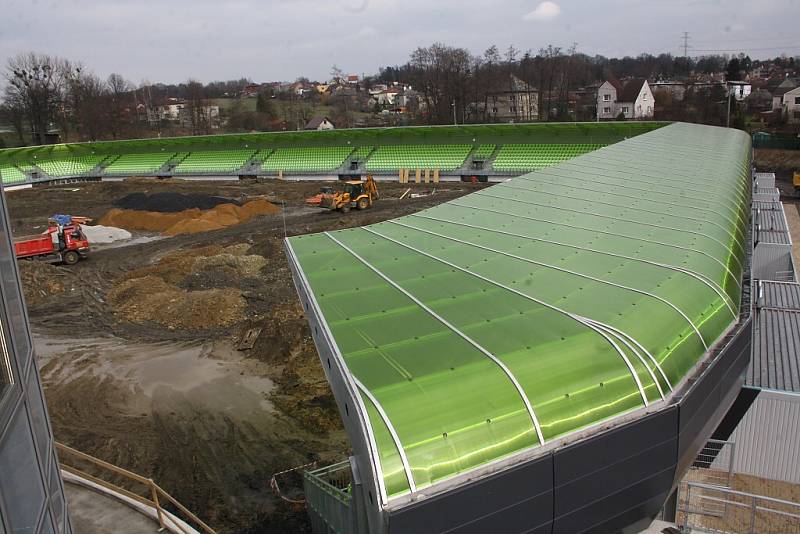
[452,99,457,125]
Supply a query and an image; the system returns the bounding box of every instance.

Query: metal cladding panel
[752,200,782,212]
[755,208,789,235]
[552,408,678,534]
[753,172,776,189]
[749,308,800,392]
[387,454,553,534]
[675,319,752,479]
[757,280,800,310]
[752,243,794,281]
[728,390,800,484]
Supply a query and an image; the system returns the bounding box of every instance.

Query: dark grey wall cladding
[388,454,553,534]
[674,319,752,479]
[552,408,678,534]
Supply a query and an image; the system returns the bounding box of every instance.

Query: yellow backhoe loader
[316,175,379,213]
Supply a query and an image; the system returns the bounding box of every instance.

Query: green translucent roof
[286,123,750,502]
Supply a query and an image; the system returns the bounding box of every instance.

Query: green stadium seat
[365,145,472,172]
[260,147,354,173]
[173,149,257,174]
[0,164,27,184]
[35,156,107,177]
[492,144,604,172]
[104,152,176,175]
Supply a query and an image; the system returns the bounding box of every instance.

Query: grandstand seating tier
[0,165,27,184]
[173,149,256,173]
[365,144,472,172]
[103,152,175,175]
[492,144,604,171]
[260,147,354,173]
[35,156,107,177]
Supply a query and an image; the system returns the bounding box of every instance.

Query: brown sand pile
[125,245,259,284]
[18,262,69,307]
[192,253,267,278]
[109,244,263,329]
[108,275,245,329]
[99,200,279,236]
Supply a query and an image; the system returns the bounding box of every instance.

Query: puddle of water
[33,333,274,415]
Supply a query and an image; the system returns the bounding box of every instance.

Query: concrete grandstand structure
[0,123,665,188]
[286,122,755,533]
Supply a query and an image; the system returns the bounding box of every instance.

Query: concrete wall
[0,188,72,533]
[729,390,800,484]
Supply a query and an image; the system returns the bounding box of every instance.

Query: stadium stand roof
[285,122,751,502]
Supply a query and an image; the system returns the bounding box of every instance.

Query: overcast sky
[1,0,798,84]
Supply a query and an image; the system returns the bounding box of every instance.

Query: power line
[681,32,691,59]
[692,45,800,52]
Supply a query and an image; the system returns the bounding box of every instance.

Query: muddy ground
[6,178,486,533]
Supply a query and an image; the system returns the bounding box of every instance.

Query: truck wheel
[63,251,79,265]
[357,198,369,210]
[340,204,351,213]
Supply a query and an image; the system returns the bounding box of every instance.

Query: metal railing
[303,460,356,534]
[55,442,215,534]
[681,482,800,533]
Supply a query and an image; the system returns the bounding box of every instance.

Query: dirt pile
[114,192,234,212]
[17,262,71,307]
[109,275,246,330]
[755,149,800,171]
[109,244,266,330]
[99,199,279,236]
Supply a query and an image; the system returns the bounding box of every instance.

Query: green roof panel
[288,122,750,501]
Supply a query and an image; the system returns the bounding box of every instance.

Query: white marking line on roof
[558,158,748,205]
[500,183,742,248]
[524,169,745,230]
[586,320,666,397]
[589,319,673,391]
[285,240,389,504]
[325,231,548,445]
[360,227,652,407]
[410,211,738,317]
[389,219,708,351]
[352,377,417,493]
[474,191,745,273]
[572,153,751,194]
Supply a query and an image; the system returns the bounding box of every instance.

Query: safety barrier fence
[55,442,215,534]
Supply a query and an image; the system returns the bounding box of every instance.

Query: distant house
[305,117,336,131]
[783,86,800,124]
[771,78,800,111]
[476,75,539,122]
[597,79,654,120]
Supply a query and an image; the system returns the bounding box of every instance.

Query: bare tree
[185,79,211,134]
[66,66,107,141]
[106,73,132,138]
[5,52,70,144]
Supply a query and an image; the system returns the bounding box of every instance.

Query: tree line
[1,46,785,146]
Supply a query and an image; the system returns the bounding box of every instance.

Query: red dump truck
[14,222,90,266]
